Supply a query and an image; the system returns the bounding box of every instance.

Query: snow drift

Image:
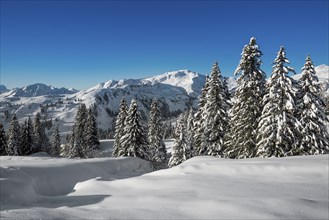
[1,154,328,219]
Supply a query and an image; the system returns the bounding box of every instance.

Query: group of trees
[113,98,167,169]
[65,104,100,158]
[1,37,328,170]
[170,37,328,166]
[0,112,60,157]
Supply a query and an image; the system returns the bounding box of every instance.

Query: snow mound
[1,155,328,219]
[0,156,152,208]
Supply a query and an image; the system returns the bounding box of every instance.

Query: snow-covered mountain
[0,85,8,94]
[142,70,206,95]
[0,83,78,97]
[0,70,210,135]
[1,65,327,136]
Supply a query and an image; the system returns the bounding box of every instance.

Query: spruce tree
[148,98,167,169]
[186,108,195,155]
[113,98,128,157]
[7,114,21,156]
[298,55,329,154]
[84,108,100,158]
[67,126,78,158]
[68,104,87,158]
[21,117,34,155]
[119,99,150,160]
[51,125,61,157]
[200,62,229,157]
[193,75,210,155]
[168,114,191,167]
[0,123,7,156]
[224,37,266,158]
[34,112,49,154]
[256,46,302,157]
[75,104,88,157]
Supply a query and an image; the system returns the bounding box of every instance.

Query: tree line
[169,37,328,167]
[0,112,60,157]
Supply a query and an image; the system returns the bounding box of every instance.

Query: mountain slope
[1,83,78,97]
[0,85,8,94]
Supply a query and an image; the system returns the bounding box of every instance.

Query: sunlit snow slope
[1,155,328,219]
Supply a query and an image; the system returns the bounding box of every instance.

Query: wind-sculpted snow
[0,155,328,219]
[0,156,152,210]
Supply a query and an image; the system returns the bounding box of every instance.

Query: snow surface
[1,154,328,219]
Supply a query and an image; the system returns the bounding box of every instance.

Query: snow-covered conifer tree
[200,62,229,157]
[186,108,195,154]
[0,123,7,156]
[168,114,191,167]
[51,125,61,157]
[148,98,167,169]
[113,98,128,157]
[298,55,329,154]
[67,126,78,158]
[119,99,150,160]
[193,76,210,155]
[256,47,302,157]
[84,108,100,158]
[224,37,266,158]
[21,117,34,155]
[7,114,21,156]
[34,112,49,154]
[75,104,88,157]
[68,104,87,158]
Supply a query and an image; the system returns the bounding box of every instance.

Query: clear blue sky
[1,0,328,90]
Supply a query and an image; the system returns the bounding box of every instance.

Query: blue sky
[1,0,328,90]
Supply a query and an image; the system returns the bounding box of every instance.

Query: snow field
[1,154,328,219]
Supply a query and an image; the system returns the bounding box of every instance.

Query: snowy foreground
[0,155,328,219]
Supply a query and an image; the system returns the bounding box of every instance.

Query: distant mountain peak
[1,83,78,97]
[142,69,204,94]
[0,85,8,94]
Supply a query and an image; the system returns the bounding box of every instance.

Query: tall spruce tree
[148,98,167,169]
[200,62,229,157]
[84,108,100,158]
[51,125,61,157]
[119,99,150,160]
[256,46,302,157]
[7,114,21,156]
[168,114,191,167]
[21,117,34,155]
[68,104,87,158]
[186,108,195,155]
[193,75,210,155]
[298,55,329,154]
[34,112,49,154]
[113,98,128,157]
[224,37,266,158]
[67,125,78,158]
[0,123,7,155]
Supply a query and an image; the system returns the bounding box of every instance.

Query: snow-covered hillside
[1,154,328,219]
[142,69,206,95]
[0,83,78,97]
[0,65,327,134]
[0,70,210,133]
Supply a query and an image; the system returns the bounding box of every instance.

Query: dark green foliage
[0,124,7,156]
